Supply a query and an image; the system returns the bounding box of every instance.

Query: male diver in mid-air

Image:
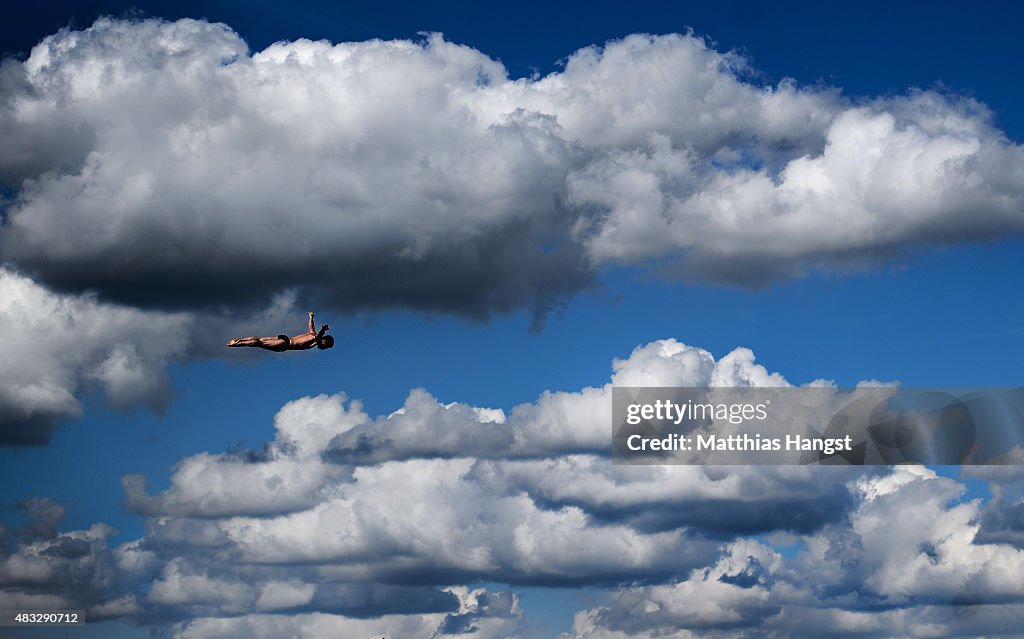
[227,311,334,352]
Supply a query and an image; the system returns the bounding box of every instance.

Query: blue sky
[2,2,1024,638]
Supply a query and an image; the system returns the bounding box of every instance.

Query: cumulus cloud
[1,17,1022,318]
[2,496,519,635]
[0,18,588,318]
[2,18,1022,442]
[0,265,329,445]
[570,98,1024,284]
[174,586,524,639]
[323,339,800,463]
[962,459,1024,548]
[103,343,862,594]
[568,539,784,635]
[0,267,191,444]
[0,497,142,617]
[564,467,1024,639]
[123,393,367,518]
[127,340,855,537]
[6,339,1024,636]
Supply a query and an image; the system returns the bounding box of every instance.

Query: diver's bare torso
[282,332,319,350]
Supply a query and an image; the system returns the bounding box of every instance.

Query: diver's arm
[314,322,329,347]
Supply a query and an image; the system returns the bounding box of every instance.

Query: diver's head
[318,335,335,349]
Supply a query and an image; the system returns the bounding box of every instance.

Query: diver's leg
[227,336,286,350]
[260,336,288,351]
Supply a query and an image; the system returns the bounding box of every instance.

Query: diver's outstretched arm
[308,311,316,334]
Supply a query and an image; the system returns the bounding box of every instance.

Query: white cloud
[6,338,1024,636]
[0,267,326,445]
[571,98,1024,283]
[0,510,127,616]
[0,19,586,318]
[254,580,316,612]
[846,467,1024,602]
[110,339,851,603]
[173,590,524,639]
[1,18,1021,319]
[325,339,804,463]
[2,19,1022,445]
[564,467,1024,638]
[123,394,363,518]
[0,267,191,444]
[147,559,254,610]
[572,539,781,634]
[172,613,438,639]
